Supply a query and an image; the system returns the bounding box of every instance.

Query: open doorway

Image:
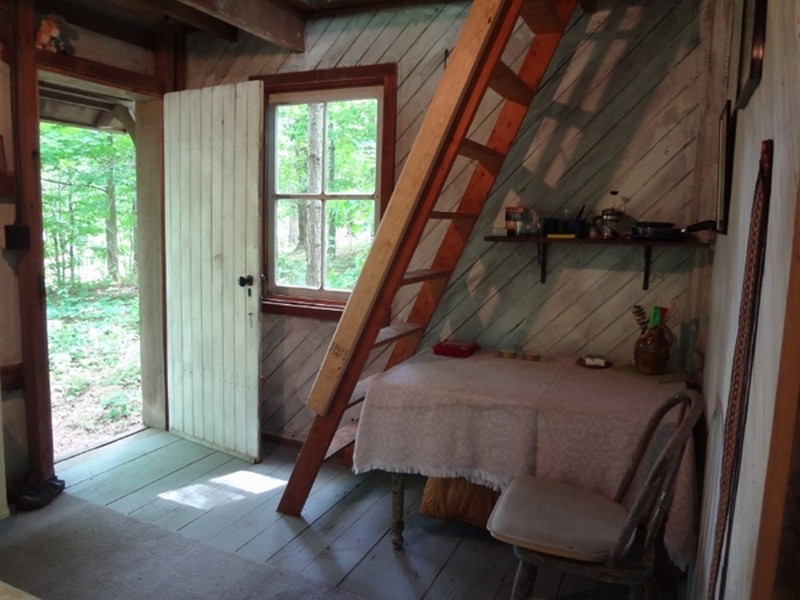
[39,116,144,459]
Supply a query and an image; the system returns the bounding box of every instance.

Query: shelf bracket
[483,235,707,290]
[643,246,652,290]
[536,242,548,283]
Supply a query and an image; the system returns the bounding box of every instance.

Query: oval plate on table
[576,357,613,369]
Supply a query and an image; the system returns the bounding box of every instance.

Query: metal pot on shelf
[593,208,632,239]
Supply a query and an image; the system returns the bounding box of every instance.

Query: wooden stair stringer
[388,21,574,367]
[277,0,584,517]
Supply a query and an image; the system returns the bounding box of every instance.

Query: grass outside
[48,284,143,459]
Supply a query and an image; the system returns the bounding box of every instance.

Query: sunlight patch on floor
[210,471,287,494]
[158,471,287,510]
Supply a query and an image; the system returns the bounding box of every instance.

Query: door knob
[238,275,254,287]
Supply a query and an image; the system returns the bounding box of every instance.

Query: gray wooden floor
[54,429,646,600]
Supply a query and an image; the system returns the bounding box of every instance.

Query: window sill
[261,295,345,321]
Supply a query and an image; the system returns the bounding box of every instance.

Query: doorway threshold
[55,426,148,464]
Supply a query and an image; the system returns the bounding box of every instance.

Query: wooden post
[136,99,168,431]
[12,0,54,480]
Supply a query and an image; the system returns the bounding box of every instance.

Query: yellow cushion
[487,476,631,563]
[418,477,499,528]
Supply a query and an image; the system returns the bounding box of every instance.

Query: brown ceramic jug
[634,325,673,375]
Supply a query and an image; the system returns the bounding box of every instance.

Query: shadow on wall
[425,0,706,368]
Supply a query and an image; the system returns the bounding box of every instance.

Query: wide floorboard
[54,429,662,600]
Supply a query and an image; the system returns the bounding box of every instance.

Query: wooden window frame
[253,64,396,320]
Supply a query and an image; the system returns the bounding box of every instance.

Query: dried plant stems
[631,305,648,333]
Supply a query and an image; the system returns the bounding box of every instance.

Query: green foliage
[325,99,377,194]
[274,103,315,194]
[40,124,140,447]
[100,395,134,422]
[48,284,141,429]
[325,244,370,291]
[275,245,309,287]
[40,122,137,291]
[273,96,378,292]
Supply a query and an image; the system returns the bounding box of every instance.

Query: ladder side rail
[277,264,411,515]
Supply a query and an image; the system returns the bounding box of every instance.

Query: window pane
[274,103,324,194]
[325,99,377,195]
[275,198,323,289]
[324,200,375,291]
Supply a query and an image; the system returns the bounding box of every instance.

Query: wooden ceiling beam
[174,0,305,51]
[35,0,157,49]
[289,0,466,19]
[130,0,239,42]
[35,0,238,46]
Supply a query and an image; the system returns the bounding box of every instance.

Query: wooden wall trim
[11,0,54,480]
[35,50,165,98]
[256,63,397,319]
[136,99,168,431]
[154,21,187,93]
[251,63,397,92]
[255,62,397,214]
[262,296,345,321]
[750,182,800,598]
[0,364,22,393]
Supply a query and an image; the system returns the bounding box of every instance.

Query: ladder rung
[324,419,359,459]
[401,269,452,285]
[430,210,478,221]
[459,138,505,174]
[489,61,534,105]
[374,323,425,347]
[520,0,567,34]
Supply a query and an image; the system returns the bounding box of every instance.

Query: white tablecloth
[353,351,697,570]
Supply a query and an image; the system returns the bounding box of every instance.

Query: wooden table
[353,350,697,570]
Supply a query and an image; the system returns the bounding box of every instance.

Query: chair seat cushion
[487,476,631,563]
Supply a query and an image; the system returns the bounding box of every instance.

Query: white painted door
[164,81,263,461]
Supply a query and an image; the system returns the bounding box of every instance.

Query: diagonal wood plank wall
[184,0,711,441]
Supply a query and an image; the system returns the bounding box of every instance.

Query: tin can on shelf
[505,206,529,236]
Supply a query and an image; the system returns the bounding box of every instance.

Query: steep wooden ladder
[278,0,591,516]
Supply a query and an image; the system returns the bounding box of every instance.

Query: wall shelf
[484,235,711,290]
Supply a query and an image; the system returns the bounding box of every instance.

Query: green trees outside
[273,97,378,292]
[40,122,142,456]
[40,122,137,289]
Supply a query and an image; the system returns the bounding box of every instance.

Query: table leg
[391,473,405,550]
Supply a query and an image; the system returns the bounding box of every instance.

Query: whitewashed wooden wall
[692,0,800,595]
[185,0,709,441]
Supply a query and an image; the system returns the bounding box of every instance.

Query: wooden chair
[487,390,703,600]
